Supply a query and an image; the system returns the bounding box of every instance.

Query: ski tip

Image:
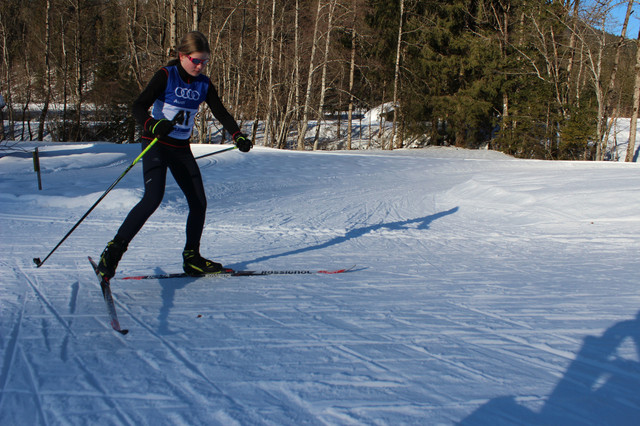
[117,329,129,335]
[318,265,357,274]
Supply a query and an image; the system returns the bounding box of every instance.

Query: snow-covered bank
[1,143,639,424]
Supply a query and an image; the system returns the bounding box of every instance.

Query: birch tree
[251,0,262,142]
[72,0,83,141]
[626,24,640,162]
[599,0,634,159]
[167,0,177,56]
[37,0,53,141]
[390,0,404,150]
[346,0,357,150]
[264,0,277,147]
[297,0,324,150]
[313,0,338,150]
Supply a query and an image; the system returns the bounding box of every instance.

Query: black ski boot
[97,236,128,280]
[183,249,223,275]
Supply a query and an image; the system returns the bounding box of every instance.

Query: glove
[151,118,174,138]
[234,133,252,153]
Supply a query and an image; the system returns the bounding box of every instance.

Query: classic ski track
[430,306,579,372]
[72,355,137,425]
[443,302,640,382]
[0,289,27,412]
[18,346,48,424]
[18,265,77,338]
[104,294,242,411]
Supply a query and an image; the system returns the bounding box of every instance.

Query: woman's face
[179,51,210,77]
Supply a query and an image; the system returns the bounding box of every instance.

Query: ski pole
[33,137,160,267]
[33,111,185,267]
[194,145,237,160]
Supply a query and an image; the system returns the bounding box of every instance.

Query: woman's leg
[115,144,168,243]
[167,147,223,275]
[167,147,207,251]
[97,143,168,278]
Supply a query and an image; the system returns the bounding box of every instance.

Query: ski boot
[183,249,224,276]
[97,236,128,280]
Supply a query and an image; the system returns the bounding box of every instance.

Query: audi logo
[174,87,200,101]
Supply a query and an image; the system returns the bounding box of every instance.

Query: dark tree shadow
[154,207,459,334]
[230,206,459,270]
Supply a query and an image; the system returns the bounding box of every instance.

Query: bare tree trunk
[390,0,404,150]
[626,25,640,162]
[600,0,634,159]
[313,0,337,151]
[126,0,144,91]
[264,0,276,147]
[192,0,199,31]
[167,0,177,56]
[0,18,8,140]
[251,0,262,142]
[38,0,52,141]
[21,59,33,140]
[233,7,246,117]
[73,0,82,141]
[566,0,580,104]
[293,0,301,147]
[347,0,356,151]
[297,0,323,151]
[60,14,69,141]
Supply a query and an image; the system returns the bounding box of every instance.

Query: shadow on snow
[232,206,460,270]
[461,311,640,425]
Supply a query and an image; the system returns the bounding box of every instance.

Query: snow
[1,141,639,424]
[609,117,640,161]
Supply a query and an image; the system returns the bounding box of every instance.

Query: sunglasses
[185,55,209,66]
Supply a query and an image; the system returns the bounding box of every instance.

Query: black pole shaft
[33,138,160,268]
[194,145,237,160]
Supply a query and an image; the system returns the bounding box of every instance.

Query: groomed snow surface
[1,142,639,425]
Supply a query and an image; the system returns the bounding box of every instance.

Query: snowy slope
[1,142,639,425]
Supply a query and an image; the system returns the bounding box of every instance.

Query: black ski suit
[115,61,242,251]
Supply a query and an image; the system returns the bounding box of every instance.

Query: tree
[297,0,324,150]
[626,24,640,162]
[390,0,404,150]
[313,0,339,150]
[37,0,53,141]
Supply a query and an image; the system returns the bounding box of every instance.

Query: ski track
[2,144,640,423]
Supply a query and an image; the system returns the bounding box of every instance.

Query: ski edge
[120,265,356,281]
[88,256,129,335]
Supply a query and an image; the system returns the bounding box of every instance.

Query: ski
[88,256,129,335]
[121,266,356,281]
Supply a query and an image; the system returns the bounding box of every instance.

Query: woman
[97,31,252,280]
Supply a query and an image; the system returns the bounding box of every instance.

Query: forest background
[1,0,639,160]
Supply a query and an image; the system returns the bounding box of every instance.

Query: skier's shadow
[230,206,459,270]
[156,274,199,335]
[460,310,640,425]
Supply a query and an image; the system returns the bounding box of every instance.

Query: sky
[590,0,640,37]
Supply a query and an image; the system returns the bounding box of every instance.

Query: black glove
[234,133,252,152]
[151,118,174,138]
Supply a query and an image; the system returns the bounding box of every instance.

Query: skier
[97,31,252,279]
